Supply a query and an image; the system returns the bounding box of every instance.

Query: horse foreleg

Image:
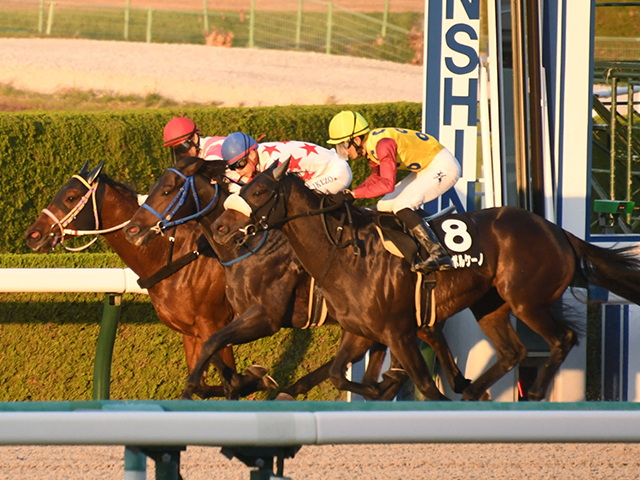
[182,304,279,400]
[416,324,470,394]
[181,334,227,398]
[464,303,526,401]
[386,332,449,401]
[328,332,385,399]
[277,359,334,400]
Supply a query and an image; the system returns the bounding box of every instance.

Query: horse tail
[565,232,640,304]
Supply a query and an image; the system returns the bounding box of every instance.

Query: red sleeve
[352,137,398,199]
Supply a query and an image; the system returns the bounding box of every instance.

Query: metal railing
[0,0,419,63]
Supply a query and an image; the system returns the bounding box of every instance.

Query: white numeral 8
[441,219,472,253]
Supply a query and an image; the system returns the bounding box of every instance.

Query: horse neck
[99,182,176,278]
[280,178,352,278]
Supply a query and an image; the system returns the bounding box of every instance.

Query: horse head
[24,160,105,252]
[213,158,290,246]
[125,156,227,247]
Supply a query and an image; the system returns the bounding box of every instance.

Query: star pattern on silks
[434,170,446,184]
[300,169,315,181]
[262,144,280,157]
[289,155,303,170]
[300,143,319,156]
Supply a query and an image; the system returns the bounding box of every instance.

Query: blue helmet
[221,132,258,165]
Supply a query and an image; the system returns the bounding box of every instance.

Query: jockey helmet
[163,117,199,147]
[327,111,370,145]
[222,132,259,166]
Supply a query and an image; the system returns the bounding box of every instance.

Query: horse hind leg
[519,307,578,401]
[462,303,527,401]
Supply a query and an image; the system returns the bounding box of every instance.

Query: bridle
[140,168,219,234]
[42,174,129,252]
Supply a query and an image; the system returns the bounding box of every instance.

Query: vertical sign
[423,0,480,213]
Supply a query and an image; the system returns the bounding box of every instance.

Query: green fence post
[203,0,209,35]
[146,8,154,43]
[38,0,45,34]
[381,0,389,38]
[610,76,617,200]
[124,0,130,40]
[92,293,121,401]
[45,2,55,36]
[627,81,634,224]
[326,2,333,55]
[124,446,147,480]
[249,0,255,48]
[295,0,303,50]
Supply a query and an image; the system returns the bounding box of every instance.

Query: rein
[41,174,129,252]
[141,168,219,234]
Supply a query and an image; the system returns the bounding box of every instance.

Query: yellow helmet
[327,111,370,144]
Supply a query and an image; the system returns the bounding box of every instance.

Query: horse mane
[99,173,139,199]
[287,170,373,228]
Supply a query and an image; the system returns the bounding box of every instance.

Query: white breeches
[376,148,461,213]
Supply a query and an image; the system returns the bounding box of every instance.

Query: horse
[212,158,640,401]
[24,160,276,399]
[123,156,471,400]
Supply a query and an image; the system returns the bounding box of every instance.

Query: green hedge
[0,103,421,254]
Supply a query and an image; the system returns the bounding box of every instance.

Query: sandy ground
[2,442,640,480]
[0,38,423,107]
[2,36,640,480]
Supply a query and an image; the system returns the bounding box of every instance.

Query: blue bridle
[141,168,219,232]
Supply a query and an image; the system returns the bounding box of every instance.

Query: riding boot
[409,222,453,272]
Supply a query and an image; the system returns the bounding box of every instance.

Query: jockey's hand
[327,189,355,205]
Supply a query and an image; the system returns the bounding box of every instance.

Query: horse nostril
[29,231,41,240]
[127,225,140,235]
[217,225,228,234]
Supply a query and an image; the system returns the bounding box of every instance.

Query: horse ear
[79,159,90,175]
[86,161,105,184]
[273,156,290,181]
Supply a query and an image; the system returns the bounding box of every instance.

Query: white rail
[0,268,148,294]
[1,408,640,445]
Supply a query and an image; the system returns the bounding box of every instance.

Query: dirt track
[2,442,640,479]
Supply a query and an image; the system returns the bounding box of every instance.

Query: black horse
[124,157,435,400]
[212,158,640,401]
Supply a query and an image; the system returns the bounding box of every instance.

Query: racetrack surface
[1,442,640,479]
[0,38,423,108]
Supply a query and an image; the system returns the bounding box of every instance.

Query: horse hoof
[245,364,269,379]
[260,374,279,391]
[479,390,492,401]
[275,392,296,401]
[181,391,194,400]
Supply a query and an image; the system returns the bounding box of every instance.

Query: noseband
[41,174,128,251]
[141,168,219,234]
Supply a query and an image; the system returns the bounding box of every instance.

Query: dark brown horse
[123,157,470,400]
[24,161,275,399]
[213,159,640,401]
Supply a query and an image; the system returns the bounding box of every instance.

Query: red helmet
[163,117,199,147]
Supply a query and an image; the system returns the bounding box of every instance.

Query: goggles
[335,140,351,161]
[228,156,249,171]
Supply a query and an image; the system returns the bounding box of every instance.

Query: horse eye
[66,196,76,203]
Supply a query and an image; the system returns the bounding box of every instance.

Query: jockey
[220,131,352,195]
[326,110,461,273]
[163,117,225,164]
